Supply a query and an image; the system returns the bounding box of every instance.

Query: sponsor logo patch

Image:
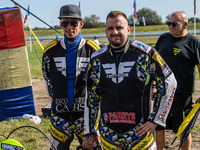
[87,40,100,51]
[173,48,181,55]
[132,132,154,150]
[103,112,136,124]
[102,61,135,84]
[91,46,108,59]
[158,88,176,121]
[1,143,23,150]
[100,134,122,150]
[131,40,151,53]
[76,57,90,75]
[152,51,165,66]
[50,123,69,142]
[54,57,66,76]
[55,98,85,113]
[44,40,57,53]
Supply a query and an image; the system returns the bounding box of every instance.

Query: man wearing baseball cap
[42,4,100,150]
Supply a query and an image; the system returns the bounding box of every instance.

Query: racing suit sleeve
[147,47,177,127]
[42,53,53,102]
[84,61,101,135]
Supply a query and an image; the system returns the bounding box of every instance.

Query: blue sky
[0,0,199,28]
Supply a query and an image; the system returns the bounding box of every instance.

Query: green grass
[194,125,200,132]
[0,117,79,149]
[25,27,106,37]
[27,43,45,80]
[0,117,50,150]
[0,117,80,149]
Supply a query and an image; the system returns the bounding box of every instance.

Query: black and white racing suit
[84,40,177,150]
[42,38,100,149]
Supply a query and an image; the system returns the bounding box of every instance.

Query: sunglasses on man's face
[166,21,178,27]
[61,20,79,27]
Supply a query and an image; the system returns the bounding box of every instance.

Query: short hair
[106,11,128,21]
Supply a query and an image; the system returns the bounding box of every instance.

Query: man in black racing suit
[42,4,100,150]
[82,11,177,150]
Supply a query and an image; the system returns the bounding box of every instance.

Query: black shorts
[156,93,193,133]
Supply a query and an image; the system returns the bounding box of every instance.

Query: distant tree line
[30,7,200,30]
[128,7,162,26]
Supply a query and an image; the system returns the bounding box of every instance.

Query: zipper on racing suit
[109,42,129,133]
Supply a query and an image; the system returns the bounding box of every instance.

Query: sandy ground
[32,79,200,150]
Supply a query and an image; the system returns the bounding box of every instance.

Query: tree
[33,27,47,30]
[165,14,171,22]
[128,15,134,26]
[189,17,200,23]
[83,14,102,28]
[134,7,162,25]
[53,25,62,29]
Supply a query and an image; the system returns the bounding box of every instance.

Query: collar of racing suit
[109,39,130,56]
[60,33,86,50]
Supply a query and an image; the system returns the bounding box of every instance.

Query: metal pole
[194,15,196,36]
[133,18,135,40]
[29,0,32,52]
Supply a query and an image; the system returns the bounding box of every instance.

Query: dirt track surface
[32,79,200,150]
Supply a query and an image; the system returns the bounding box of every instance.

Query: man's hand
[82,134,100,150]
[135,121,157,137]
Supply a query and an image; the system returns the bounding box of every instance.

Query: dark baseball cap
[58,4,82,20]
